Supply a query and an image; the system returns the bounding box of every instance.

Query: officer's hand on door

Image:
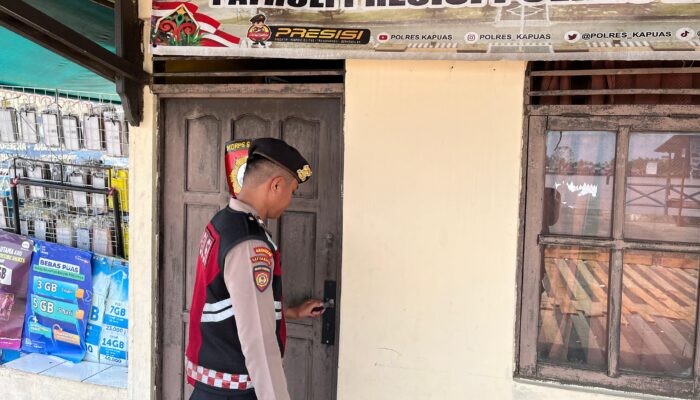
[286,299,325,320]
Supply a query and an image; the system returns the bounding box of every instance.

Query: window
[517,114,700,398]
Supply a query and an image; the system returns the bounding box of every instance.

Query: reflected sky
[546,131,616,165]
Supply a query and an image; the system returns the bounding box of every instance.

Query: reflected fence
[625,179,700,223]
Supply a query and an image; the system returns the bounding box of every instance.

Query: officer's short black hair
[250,14,266,23]
[243,158,295,187]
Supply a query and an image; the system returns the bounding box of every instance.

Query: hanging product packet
[84,256,112,362]
[109,168,129,212]
[22,241,93,363]
[0,232,34,350]
[99,259,128,366]
[92,220,113,256]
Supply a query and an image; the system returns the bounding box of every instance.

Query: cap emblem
[297,165,312,182]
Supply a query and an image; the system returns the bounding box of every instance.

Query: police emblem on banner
[225,139,251,198]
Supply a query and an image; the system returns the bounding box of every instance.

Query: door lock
[321,280,336,345]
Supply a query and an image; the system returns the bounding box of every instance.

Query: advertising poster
[22,241,93,363]
[84,256,111,362]
[98,259,128,366]
[151,0,700,59]
[0,232,33,350]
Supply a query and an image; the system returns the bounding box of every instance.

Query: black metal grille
[153,57,345,85]
[528,61,700,106]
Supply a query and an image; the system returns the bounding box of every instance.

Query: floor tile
[41,360,111,382]
[3,352,66,374]
[83,365,128,388]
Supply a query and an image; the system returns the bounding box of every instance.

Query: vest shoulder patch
[251,245,273,266]
[253,265,272,292]
[251,255,272,266]
[251,245,273,291]
[199,228,215,267]
[254,246,273,258]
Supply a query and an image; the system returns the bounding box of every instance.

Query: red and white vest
[185,207,285,394]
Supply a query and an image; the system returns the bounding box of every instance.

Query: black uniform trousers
[190,383,258,400]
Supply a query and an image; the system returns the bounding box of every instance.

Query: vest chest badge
[253,265,272,292]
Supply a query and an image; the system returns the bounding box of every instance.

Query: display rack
[0,87,130,259]
[3,158,126,258]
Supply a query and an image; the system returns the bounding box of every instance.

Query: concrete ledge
[513,377,681,400]
[0,366,126,400]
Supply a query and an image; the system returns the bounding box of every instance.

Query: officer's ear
[270,176,286,193]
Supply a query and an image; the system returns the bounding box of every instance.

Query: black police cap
[248,138,312,183]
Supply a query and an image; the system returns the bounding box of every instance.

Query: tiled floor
[1,352,127,388]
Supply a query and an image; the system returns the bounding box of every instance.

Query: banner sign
[151,1,700,59]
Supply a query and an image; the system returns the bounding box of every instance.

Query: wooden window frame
[516,109,700,398]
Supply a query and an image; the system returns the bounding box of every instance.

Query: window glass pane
[545,131,616,237]
[625,133,700,243]
[538,245,610,369]
[620,250,699,377]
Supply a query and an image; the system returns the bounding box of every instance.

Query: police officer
[186,138,323,400]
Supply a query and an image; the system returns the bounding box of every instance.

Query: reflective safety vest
[185,207,285,393]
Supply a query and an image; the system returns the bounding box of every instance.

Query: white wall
[338,59,675,400]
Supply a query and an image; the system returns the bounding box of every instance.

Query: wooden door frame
[155,83,345,400]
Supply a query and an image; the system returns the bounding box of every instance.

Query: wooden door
[161,96,343,400]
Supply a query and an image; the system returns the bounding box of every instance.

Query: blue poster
[21,241,93,363]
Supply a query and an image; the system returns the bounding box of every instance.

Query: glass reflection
[545,131,616,237]
[620,251,699,377]
[625,133,700,243]
[538,246,610,369]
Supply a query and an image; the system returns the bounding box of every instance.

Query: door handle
[321,280,336,345]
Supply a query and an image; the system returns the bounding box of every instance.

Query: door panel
[162,97,342,400]
[185,116,221,193]
[280,211,317,325]
[285,336,313,398]
[282,117,320,200]
[232,114,272,141]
